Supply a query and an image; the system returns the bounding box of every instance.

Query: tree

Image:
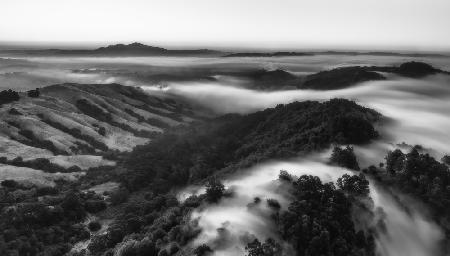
[205,178,225,203]
[88,221,102,232]
[245,238,282,256]
[337,173,370,196]
[385,149,405,174]
[109,187,130,205]
[27,88,40,98]
[266,199,281,210]
[194,244,213,256]
[278,170,292,182]
[330,146,360,170]
[441,155,450,165]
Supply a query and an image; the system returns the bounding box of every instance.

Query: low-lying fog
[2,53,450,256]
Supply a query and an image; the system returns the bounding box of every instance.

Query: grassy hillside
[0,83,197,186]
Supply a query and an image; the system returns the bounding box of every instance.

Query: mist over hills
[0,49,450,256]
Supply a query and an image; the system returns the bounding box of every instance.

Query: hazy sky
[1,0,449,51]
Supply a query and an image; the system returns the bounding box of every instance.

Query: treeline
[0,156,81,173]
[0,88,41,106]
[121,99,380,192]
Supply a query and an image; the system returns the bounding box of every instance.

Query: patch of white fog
[182,153,348,255]
[370,184,444,256]
[164,74,450,159]
[173,74,450,255]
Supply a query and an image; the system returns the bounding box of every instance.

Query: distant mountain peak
[95,42,168,53]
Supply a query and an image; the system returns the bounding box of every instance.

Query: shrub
[84,200,107,213]
[205,179,225,203]
[88,221,102,232]
[27,88,40,98]
[109,188,130,205]
[278,170,292,182]
[0,89,20,105]
[194,244,213,256]
[8,108,22,115]
[98,126,106,136]
[0,180,19,188]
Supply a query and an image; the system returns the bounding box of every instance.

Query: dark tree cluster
[330,146,360,170]
[0,156,81,173]
[277,175,375,256]
[27,88,40,98]
[0,89,20,106]
[383,147,450,228]
[0,187,108,256]
[245,238,283,256]
[86,193,204,256]
[205,179,225,203]
[8,108,22,115]
[356,146,450,253]
[337,173,370,196]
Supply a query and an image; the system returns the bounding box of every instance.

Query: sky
[1,0,449,51]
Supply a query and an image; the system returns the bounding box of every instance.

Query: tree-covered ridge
[122,99,380,191]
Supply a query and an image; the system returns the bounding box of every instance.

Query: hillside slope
[0,83,196,172]
[122,98,380,191]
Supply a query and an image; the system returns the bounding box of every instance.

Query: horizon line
[0,40,449,54]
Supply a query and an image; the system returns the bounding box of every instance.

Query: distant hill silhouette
[224,52,313,57]
[0,42,222,56]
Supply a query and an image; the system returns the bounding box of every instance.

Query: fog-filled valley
[1,50,450,256]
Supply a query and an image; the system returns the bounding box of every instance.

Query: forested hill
[121,98,380,191]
